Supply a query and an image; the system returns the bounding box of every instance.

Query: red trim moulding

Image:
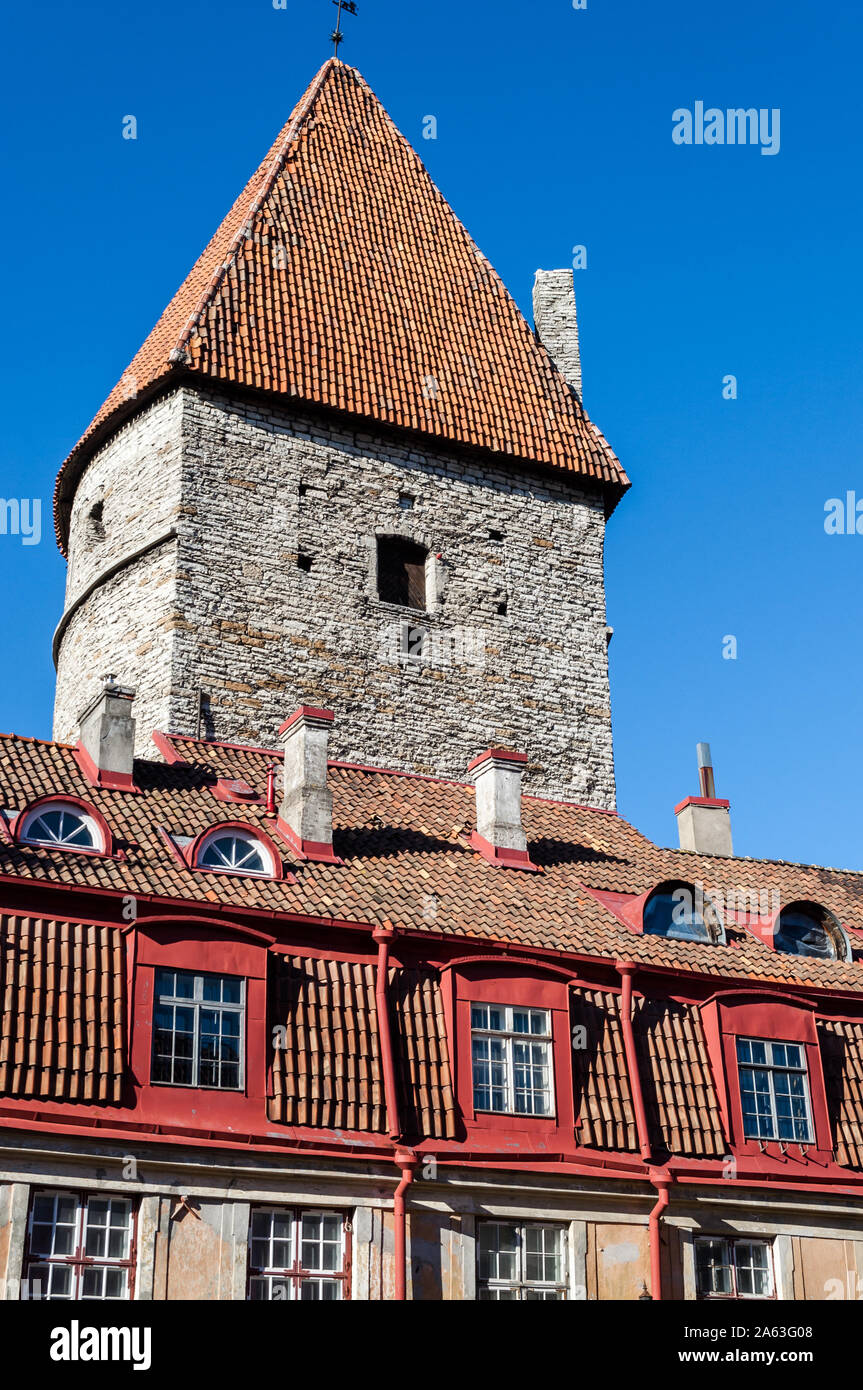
[73,742,141,793]
[274,814,344,865]
[469,829,541,873]
[674,796,731,813]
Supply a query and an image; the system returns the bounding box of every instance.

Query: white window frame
[694,1236,775,1300]
[23,1190,135,1301]
[736,1036,815,1143]
[477,1221,568,1300]
[19,801,103,852]
[151,968,245,1090]
[247,1207,348,1300]
[470,1003,555,1116]
[196,827,275,877]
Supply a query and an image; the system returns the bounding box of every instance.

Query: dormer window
[471,1004,554,1116]
[642,880,723,944]
[152,969,244,1089]
[736,1037,814,1143]
[196,827,275,877]
[18,801,103,853]
[376,536,428,610]
[773,902,849,961]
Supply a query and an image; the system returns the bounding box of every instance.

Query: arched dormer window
[193,825,278,879]
[18,799,106,853]
[643,879,725,944]
[773,901,850,962]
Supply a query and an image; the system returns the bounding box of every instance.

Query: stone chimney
[675,742,733,857]
[533,269,582,400]
[277,706,341,863]
[468,748,538,871]
[75,675,137,790]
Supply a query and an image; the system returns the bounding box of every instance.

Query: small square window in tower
[376,536,428,610]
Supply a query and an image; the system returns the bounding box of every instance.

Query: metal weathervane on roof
[331,0,358,55]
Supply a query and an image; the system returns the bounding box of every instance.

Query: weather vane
[331,0,358,56]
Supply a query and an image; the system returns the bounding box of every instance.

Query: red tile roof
[818,1018,863,1168]
[269,955,455,1140]
[0,914,124,1102]
[570,988,726,1157]
[53,59,627,552]
[0,730,862,996]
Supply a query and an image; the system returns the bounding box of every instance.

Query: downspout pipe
[393,1147,418,1301]
[649,1176,671,1301]
[615,962,652,1162]
[373,922,402,1142]
[373,921,416,1300]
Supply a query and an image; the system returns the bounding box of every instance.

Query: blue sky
[1,0,860,868]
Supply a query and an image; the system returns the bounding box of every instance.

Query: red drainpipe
[265,763,277,815]
[648,1176,671,1301]
[373,922,417,1300]
[616,962,672,1299]
[373,922,402,1142]
[393,1147,418,1300]
[615,962,652,1162]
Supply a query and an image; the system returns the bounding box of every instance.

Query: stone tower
[52,59,628,807]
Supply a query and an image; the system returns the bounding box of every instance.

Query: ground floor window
[23,1190,136,1300]
[477,1221,567,1299]
[248,1208,348,1300]
[695,1237,774,1299]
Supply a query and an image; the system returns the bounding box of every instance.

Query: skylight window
[773,902,849,961]
[19,802,102,852]
[642,880,724,944]
[196,827,274,877]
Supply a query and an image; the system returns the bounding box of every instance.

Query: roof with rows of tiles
[53,58,626,552]
[0,731,862,997]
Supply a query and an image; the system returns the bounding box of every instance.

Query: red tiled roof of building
[0,731,862,998]
[570,988,727,1158]
[269,955,455,1141]
[53,59,627,552]
[0,914,125,1103]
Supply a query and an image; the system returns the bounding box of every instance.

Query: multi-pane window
[471,1004,554,1115]
[248,1209,347,1300]
[20,802,100,851]
[695,1237,774,1299]
[23,1191,135,1300]
[478,1222,567,1300]
[197,829,273,877]
[736,1037,814,1143]
[151,969,244,1089]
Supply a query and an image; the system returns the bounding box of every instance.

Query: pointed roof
[54,59,627,551]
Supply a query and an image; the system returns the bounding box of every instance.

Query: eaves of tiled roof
[0,731,862,1000]
[53,59,627,553]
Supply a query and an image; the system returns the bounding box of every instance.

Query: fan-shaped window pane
[774,910,836,960]
[198,832,270,876]
[643,886,711,942]
[21,804,98,850]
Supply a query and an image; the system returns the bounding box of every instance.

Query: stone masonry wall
[54,384,616,806]
[172,388,615,807]
[53,392,185,747]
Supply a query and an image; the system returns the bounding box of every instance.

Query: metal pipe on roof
[697,741,716,800]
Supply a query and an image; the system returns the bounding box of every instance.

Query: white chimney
[75,675,137,790]
[533,268,582,401]
[468,748,538,871]
[277,706,341,863]
[675,742,733,857]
